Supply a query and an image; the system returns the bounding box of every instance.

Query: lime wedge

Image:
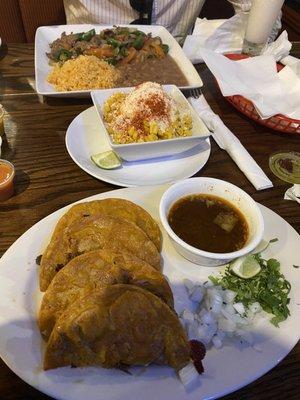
[230,255,261,279]
[91,151,122,169]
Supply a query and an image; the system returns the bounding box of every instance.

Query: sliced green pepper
[106,38,121,47]
[132,36,144,50]
[134,30,146,37]
[161,44,169,54]
[76,29,96,42]
[113,46,120,56]
[54,49,72,62]
[117,27,130,35]
[120,46,128,56]
[106,58,118,65]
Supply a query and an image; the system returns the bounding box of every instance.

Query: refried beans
[116,55,188,87]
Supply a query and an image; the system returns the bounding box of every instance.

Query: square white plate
[35,24,203,97]
[91,85,210,161]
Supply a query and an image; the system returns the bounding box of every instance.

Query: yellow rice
[47,55,120,91]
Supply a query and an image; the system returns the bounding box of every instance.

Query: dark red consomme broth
[168,194,249,254]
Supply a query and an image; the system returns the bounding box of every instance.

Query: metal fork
[181,87,202,100]
[185,87,225,147]
[188,87,203,99]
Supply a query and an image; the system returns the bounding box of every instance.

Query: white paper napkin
[189,95,273,190]
[183,14,247,64]
[184,11,290,65]
[262,31,292,61]
[284,184,300,204]
[199,47,300,120]
[281,55,300,78]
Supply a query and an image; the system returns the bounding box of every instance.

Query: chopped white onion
[215,329,226,341]
[212,335,223,349]
[218,316,236,332]
[183,279,195,294]
[203,280,214,288]
[187,321,199,339]
[181,309,194,323]
[221,309,248,325]
[189,286,204,303]
[202,311,215,325]
[223,289,236,303]
[233,302,246,315]
[178,362,199,388]
[248,302,262,314]
[223,303,236,315]
[207,288,223,314]
[182,278,264,351]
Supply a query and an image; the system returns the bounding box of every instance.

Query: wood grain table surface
[0,42,299,400]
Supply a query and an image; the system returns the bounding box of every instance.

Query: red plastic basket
[221,54,300,134]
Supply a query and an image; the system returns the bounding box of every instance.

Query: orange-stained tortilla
[39,249,173,340]
[44,285,190,371]
[39,198,162,291]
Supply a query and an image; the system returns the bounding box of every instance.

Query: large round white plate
[66,107,211,187]
[0,185,299,400]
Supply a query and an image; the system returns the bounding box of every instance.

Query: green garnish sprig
[209,255,291,327]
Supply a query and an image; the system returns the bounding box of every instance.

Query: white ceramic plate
[91,85,210,161]
[0,185,299,400]
[35,24,203,97]
[65,106,211,186]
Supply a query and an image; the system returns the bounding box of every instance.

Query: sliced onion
[248,302,262,314]
[187,321,199,339]
[183,279,195,294]
[189,286,204,303]
[218,316,237,332]
[212,335,223,349]
[180,278,264,352]
[178,362,199,387]
[182,308,194,323]
[233,302,246,315]
[223,289,236,303]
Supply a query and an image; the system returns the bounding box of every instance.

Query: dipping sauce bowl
[0,159,15,201]
[159,177,264,267]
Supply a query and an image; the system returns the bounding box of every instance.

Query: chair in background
[0,0,66,43]
[0,0,298,43]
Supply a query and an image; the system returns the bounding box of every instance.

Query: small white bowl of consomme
[159,177,264,267]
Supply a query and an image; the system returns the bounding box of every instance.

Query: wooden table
[0,42,299,400]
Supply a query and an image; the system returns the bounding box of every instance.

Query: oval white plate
[66,106,211,187]
[0,185,299,400]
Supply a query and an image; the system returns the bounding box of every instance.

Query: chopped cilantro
[209,254,291,327]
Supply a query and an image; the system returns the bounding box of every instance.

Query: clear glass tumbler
[242,0,284,56]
